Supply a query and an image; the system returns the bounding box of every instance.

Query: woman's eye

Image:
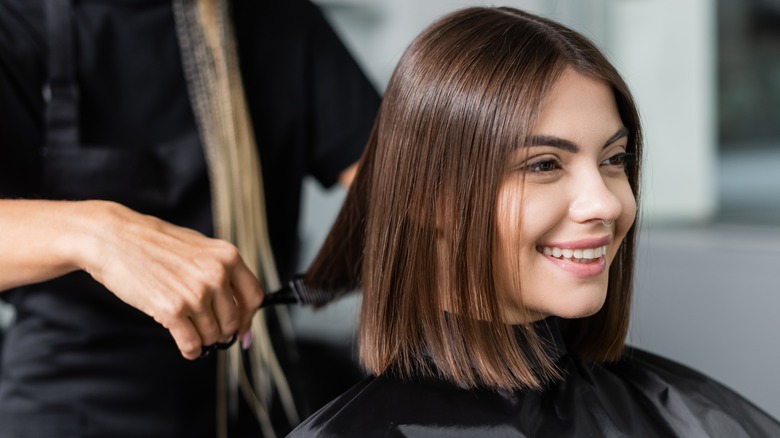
[601,152,634,169]
[524,159,561,173]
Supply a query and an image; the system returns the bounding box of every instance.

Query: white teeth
[540,245,608,260]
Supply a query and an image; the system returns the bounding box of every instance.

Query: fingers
[177,244,261,356]
[91,207,263,359]
[210,283,240,343]
[165,282,240,359]
[186,245,242,347]
[189,294,230,347]
[201,242,262,342]
[230,261,264,336]
[168,318,204,360]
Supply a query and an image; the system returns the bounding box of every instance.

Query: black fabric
[43,0,79,147]
[0,0,379,436]
[291,318,780,438]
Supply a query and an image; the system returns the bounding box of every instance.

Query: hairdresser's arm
[0,199,264,359]
[337,163,358,187]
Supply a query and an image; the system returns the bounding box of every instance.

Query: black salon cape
[290,320,780,437]
[0,0,379,437]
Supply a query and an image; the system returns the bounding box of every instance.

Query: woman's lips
[540,245,608,261]
[536,235,612,277]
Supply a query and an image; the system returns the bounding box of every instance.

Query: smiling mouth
[537,245,608,264]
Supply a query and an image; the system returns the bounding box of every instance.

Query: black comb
[199,276,343,358]
[260,275,340,308]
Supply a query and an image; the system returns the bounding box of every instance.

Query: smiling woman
[290,6,780,437]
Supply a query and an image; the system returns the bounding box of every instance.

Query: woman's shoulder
[608,346,765,406]
[596,346,780,437]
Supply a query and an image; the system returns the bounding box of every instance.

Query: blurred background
[1,0,777,421]
[293,0,780,420]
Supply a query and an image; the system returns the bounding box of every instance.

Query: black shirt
[0,0,380,279]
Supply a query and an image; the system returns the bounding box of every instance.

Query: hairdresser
[0,0,379,436]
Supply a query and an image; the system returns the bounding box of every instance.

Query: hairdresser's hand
[78,201,264,359]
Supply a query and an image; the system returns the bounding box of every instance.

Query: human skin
[494,68,637,323]
[0,199,263,359]
[0,165,358,359]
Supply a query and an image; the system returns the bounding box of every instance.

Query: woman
[290,6,780,437]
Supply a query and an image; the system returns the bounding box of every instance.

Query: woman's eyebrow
[526,135,579,152]
[526,127,629,152]
[603,127,629,147]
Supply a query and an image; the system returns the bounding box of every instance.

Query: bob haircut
[307,6,642,390]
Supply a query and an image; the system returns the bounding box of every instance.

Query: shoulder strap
[44,0,79,147]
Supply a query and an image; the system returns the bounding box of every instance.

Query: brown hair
[306,6,642,390]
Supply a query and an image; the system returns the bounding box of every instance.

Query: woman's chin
[508,298,606,323]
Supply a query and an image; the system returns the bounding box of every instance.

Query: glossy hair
[306,7,642,390]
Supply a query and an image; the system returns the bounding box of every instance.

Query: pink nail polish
[241,331,253,350]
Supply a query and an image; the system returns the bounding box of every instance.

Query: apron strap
[44,0,80,147]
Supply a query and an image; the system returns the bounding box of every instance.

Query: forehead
[532,69,622,139]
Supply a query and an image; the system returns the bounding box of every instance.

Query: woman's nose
[567,170,623,225]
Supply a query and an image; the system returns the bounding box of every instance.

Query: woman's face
[494,68,637,323]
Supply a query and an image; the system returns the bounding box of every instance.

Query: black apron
[0,0,218,436]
